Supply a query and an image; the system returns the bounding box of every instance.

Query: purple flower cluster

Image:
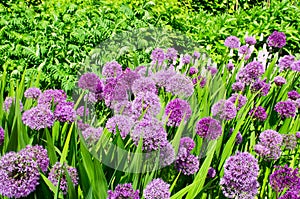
[159,142,175,167]
[279,191,300,199]
[236,61,265,84]
[220,152,259,198]
[274,76,287,86]
[207,167,216,178]
[102,61,123,78]
[106,115,134,139]
[38,89,67,107]
[152,69,177,88]
[267,31,286,48]
[250,79,271,96]
[151,48,165,66]
[288,90,300,100]
[282,134,297,150]
[82,127,103,145]
[107,183,140,199]
[245,36,256,45]
[20,145,49,172]
[24,87,42,99]
[232,82,245,92]
[296,132,300,139]
[249,106,268,121]
[189,67,198,75]
[112,100,132,116]
[192,75,207,87]
[164,98,192,127]
[3,97,23,112]
[275,100,297,118]
[254,130,283,160]
[48,162,78,195]
[143,178,170,199]
[54,102,76,123]
[76,106,89,117]
[196,117,222,140]
[227,61,234,71]
[278,55,295,71]
[224,36,240,49]
[165,48,178,64]
[103,77,128,106]
[165,74,194,97]
[132,77,157,95]
[179,137,195,152]
[0,126,4,145]
[228,94,247,110]
[228,129,243,145]
[119,68,141,91]
[78,72,102,93]
[211,99,237,120]
[291,60,300,72]
[22,105,55,130]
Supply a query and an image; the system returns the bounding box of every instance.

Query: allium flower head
[267,31,286,48]
[238,45,251,57]
[107,183,140,199]
[165,74,194,97]
[279,191,300,199]
[182,55,191,64]
[165,48,178,63]
[78,72,101,93]
[224,36,240,49]
[77,120,90,131]
[275,100,297,118]
[119,68,141,91]
[48,162,78,194]
[189,67,198,75]
[278,55,295,71]
[220,152,259,199]
[232,82,245,92]
[245,36,256,45]
[0,126,4,145]
[249,106,268,121]
[24,87,42,99]
[151,48,165,65]
[22,105,55,130]
[250,79,271,96]
[175,148,199,175]
[193,51,200,59]
[291,60,300,72]
[132,77,157,95]
[207,167,216,178]
[259,130,283,147]
[288,90,300,100]
[82,127,103,145]
[152,68,177,88]
[192,75,207,87]
[106,115,134,139]
[236,131,243,144]
[54,102,76,123]
[3,97,23,112]
[135,66,153,77]
[227,61,234,71]
[103,78,128,106]
[236,61,264,84]
[196,117,222,140]
[179,137,195,153]
[282,134,297,150]
[111,100,132,116]
[20,145,49,173]
[228,94,247,110]
[274,76,287,86]
[84,92,98,104]
[211,99,237,120]
[144,178,170,199]
[76,106,89,117]
[102,61,123,78]
[0,151,40,198]
[296,132,300,139]
[159,142,175,167]
[164,99,192,127]
[38,89,67,107]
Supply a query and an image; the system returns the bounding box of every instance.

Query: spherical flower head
[211,99,237,120]
[82,127,103,146]
[291,60,300,72]
[250,79,271,96]
[164,98,192,127]
[175,148,199,175]
[103,78,128,106]
[152,68,177,88]
[236,61,264,84]
[182,55,191,64]
[255,130,282,160]
[165,48,178,63]
[132,77,157,95]
[102,61,123,78]
[143,178,170,199]
[245,36,256,45]
[132,91,161,120]
[282,134,297,150]
[220,152,259,199]
[78,72,101,93]
[77,120,90,131]
[288,90,300,100]
[0,127,4,145]
[3,97,23,112]
[38,89,67,107]
[20,145,49,173]
[207,167,216,178]
[84,92,98,104]
[107,183,140,199]
[275,100,297,118]
[260,130,283,147]
[76,106,89,117]
[179,137,195,153]
[274,76,287,86]
[249,106,268,121]
[270,165,300,193]
[227,62,234,71]
[192,75,207,87]
[296,132,300,139]
[189,67,198,75]
[0,151,40,198]
[151,48,165,67]
[279,191,300,199]
[111,100,132,116]
[228,94,247,111]
[22,105,55,130]
[48,162,78,195]
[238,45,251,56]
[159,142,175,167]
[54,102,76,123]
[208,66,218,76]
[193,51,200,59]
[224,36,240,49]
[165,74,194,97]
[232,82,245,92]
[106,115,134,139]
[131,118,168,151]
[196,117,222,140]
[278,55,295,71]
[267,31,286,48]
[24,87,42,99]
[119,68,141,91]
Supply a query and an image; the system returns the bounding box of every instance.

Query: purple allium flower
[76,106,89,117]
[152,68,177,88]
[208,66,218,76]
[282,134,297,150]
[131,118,168,151]
[267,31,286,48]
[279,191,300,199]
[245,36,256,45]
[48,162,78,195]
[3,97,23,112]
[103,78,128,106]
[106,115,134,139]
[22,105,55,130]
[175,148,199,175]
[132,77,157,95]
[151,48,165,66]
[0,126,4,145]
[77,120,90,131]
[207,167,216,178]
[238,45,251,57]
[159,142,175,167]
[78,72,101,93]
[275,100,297,118]
[95,80,104,100]
[132,91,161,120]
[82,127,103,145]
[249,106,268,121]
[179,137,195,153]
[38,89,67,107]
[220,152,259,199]
[0,151,40,198]
[260,130,283,147]
[135,66,153,77]
[296,132,300,139]
[211,99,237,120]
[165,74,194,97]
[196,117,222,140]
[189,67,198,75]
[107,183,140,199]
[291,60,300,72]
[84,92,98,104]
[182,55,191,64]
[119,68,141,91]
[236,61,264,84]
[143,178,170,199]
[20,145,49,172]
[102,61,123,78]
[235,132,243,144]
[274,76,287,86]
[228,94,247,111]
[165,48,178,63]
[164,98,192,127]
[192,75,207,87]
[270,165,300,193]
[288,90,300,100]
[278,55,295,71]
[224,36,240,49]
[111,100,132,116]
[231,82,245,92]
[227,61,234,71]
[54,102,76,123]
[24,87,42,99]
[250,79,271,96]
[193,51,200,59]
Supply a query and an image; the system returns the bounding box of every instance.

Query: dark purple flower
[165,74,194,97]
[24,87,42,99]
[76,106,89,117]
[267,31,286,48]
[245,36,256,45]
[249,106,268,121]
[296,132,300,139]
[250,79,271,96]
[189,67,198,75]
[106,115,134,139]
[0,127,4,145]
[132,92,161,120]
[279,191,300,199]
[196,117,222,140]
[232,82,245,92]
[179,137,195,153]
[78,72,101,93]
[207,167,216,178]
[288,90,300,100]
[228,94,247,110]
[192,75,207,87]
[20,145,49,173]
[132,77,157,95]
[82,127,103,145]
[227,61,234,71]
[38,89,67,107]
[102,61,123,78]
[275,100,297,118]
[107,183,140,199]
[236,61,264,84]
[278,55,295,71]
[291,60,300,72]
[22,105,55,130]
[143,178,170,199]
[182,55,191,64]
[164,98,192,127]
[274,76,287,86]
[211,99,237,120]
[54,102,76,123]
[48,162,78,195]
[282,134,297,150]
[220,152,259,198]
[175,147,199,175]
[224,36,240,49]
[235,132,243,144]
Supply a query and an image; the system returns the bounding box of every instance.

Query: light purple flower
[132,77,157,95]
[159,142,175,167]
[274,76,287,86]
[165,48,178,63]
[236,61,264,84]
[196,117,222,140]
[102,61,123,78]
[249,106,268,121]
[231,82,245,92]
[288,90,300,100]
[106,115,134,139]
[175,147,199,175]
[165,74,194,97]
[152,68,177,88]
[192,75,207,87]
[245,36,256,45]
[228,94,247,110]
[193,51,200,59]
[275,100,297,118]
[151,48,165,66]
[111,100,132,116]
[278,55,295,71]
[119,68,141,91]
[54,102,76,123]
[38,89,67,107]
[211,99,237,120]
[291,60,300,72]
[296,132,300,139]
[22,105,55,130]
[164,98,192,127]
[103,78,128,106]
[3,97,23,112]
[250,79,271,96]
[282,134,297,150]
[227,61,234,71]
[179,137,195,153]
[182,55,191,64]
[20,145,49,173]
[224,36,240,49]
[143,178,170,199]
[267,31,286,48]
[24,87,42,99]
[78,72,101,93]
[107,183,140,199]
[76,106,89,117]
[82,127,103,145]
[0,127,4,145]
